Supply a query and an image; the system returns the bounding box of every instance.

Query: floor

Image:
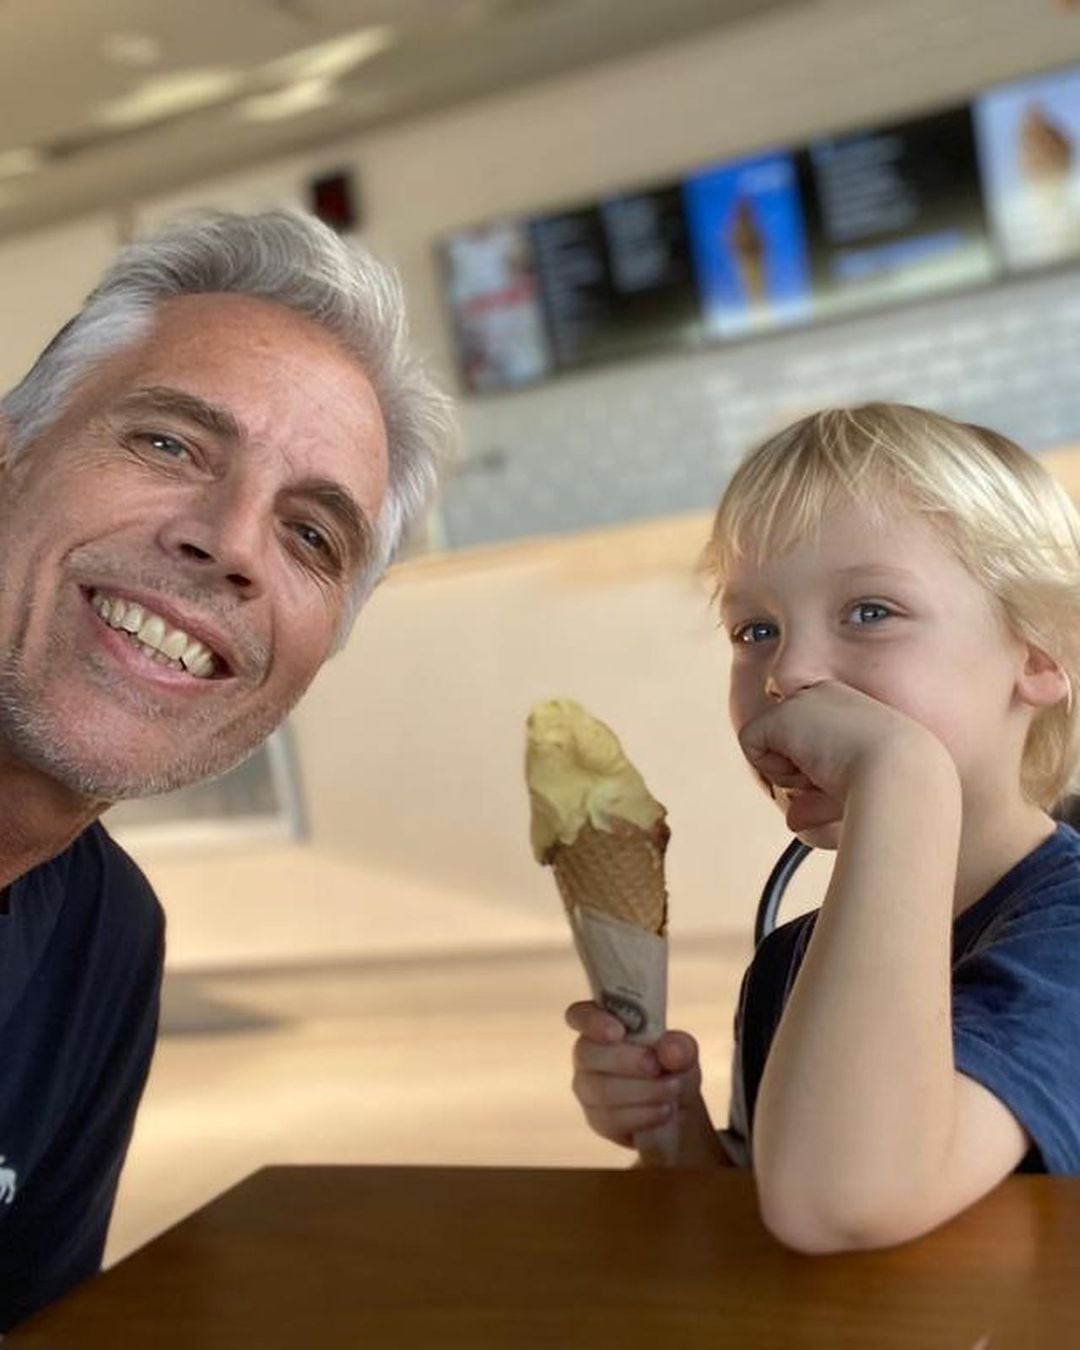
[105,933,752,1265]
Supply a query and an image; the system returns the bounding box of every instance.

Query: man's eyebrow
[294,479,377,568]
[115,385,377,569]
[112,386,243,443]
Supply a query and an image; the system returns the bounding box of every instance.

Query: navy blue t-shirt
[0,821,164,1331]
[723,822,1080,1174]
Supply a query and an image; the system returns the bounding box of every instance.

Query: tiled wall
[440,267,1080,549]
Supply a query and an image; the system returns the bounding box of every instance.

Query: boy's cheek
[728,676,762,733]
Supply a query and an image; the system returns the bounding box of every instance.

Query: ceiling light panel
[238,77,338,123]
[259,26,396,84]
[96,69,244,130]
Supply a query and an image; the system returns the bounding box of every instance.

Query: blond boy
[567,403,1080,1252]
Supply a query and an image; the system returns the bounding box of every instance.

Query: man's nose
[157,488,267,598]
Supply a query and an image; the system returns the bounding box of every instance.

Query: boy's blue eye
[847,601,892,626]
[733,620,778,645]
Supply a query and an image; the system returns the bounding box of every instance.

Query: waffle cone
[546,818,669,936]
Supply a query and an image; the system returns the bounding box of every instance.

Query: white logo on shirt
[0,1156,16,1204]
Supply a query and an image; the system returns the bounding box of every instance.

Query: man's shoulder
[48,820,165,951]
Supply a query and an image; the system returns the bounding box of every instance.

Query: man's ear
[1018,643,1071,711]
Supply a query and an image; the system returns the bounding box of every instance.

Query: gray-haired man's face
[0,292,388,800]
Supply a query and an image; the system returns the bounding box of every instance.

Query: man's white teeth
[91,591,217,678]
[160,629,189,660]
[141,615,166,650]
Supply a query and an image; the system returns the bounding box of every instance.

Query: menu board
[796,107,995,316]
[682,150,813,337]
[441,221,552,393]
[438,64,1080,395]
[528,186,700,369]
[974,67,1080,270]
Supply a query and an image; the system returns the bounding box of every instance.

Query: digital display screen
[438,66,1080,395]
[526,186,700,370]
[797,106,995,315]
[974,66,1080,270]
[440,221,552,393]
[682,150,813,338]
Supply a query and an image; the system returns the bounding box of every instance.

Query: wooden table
[11,1166,1079,1347]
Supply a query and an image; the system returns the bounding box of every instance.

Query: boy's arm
[669,1089,738,1168]
[750,729,1029,1252]
[567,1003,736,1167]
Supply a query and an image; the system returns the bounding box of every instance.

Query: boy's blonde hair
[704,403,1080,809]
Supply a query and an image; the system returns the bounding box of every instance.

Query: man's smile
[90,589,219,677]
[76,582,252,693]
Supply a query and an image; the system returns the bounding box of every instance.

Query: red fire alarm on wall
[308,170,360,233]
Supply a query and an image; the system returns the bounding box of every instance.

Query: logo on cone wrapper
[602,990,647,1035]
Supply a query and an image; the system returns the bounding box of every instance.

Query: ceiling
[0,0,811,239]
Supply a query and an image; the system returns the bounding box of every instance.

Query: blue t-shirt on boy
[724,823,1080,1174]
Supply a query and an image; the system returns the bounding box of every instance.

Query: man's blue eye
[295,524,329,553]
[144,433,188,458]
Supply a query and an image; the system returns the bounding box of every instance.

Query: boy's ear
[1017,643,1071,710]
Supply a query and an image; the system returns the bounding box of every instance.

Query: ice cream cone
[547,818,669,936]
[525,699,678,1162]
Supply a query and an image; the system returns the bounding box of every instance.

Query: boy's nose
[765,673,816,702]
[764,645,828,702]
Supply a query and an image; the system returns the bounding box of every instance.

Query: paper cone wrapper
[568,904,680,1165]
[569,904,667,1041]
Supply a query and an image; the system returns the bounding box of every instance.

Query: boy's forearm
[752,742,962,1248]
[637,1091,735,1168]
[678,1093,737,1167]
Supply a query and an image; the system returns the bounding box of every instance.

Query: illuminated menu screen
[974,66,1080,271]
[441,221,552,393]
[796,107,995,315]
[682,150,812,338]
[528,186,700,369]
[439,65,1080,394]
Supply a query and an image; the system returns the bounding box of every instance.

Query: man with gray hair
[0,210,452,1328]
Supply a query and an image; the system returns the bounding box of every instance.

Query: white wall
[144,513,838,971]
[141,444,1080,971]
[7,0,1080,389]
[0,214,119,391]
[127,0,1080,375]
[1,0,1079,967]
[127,0,1080,558]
